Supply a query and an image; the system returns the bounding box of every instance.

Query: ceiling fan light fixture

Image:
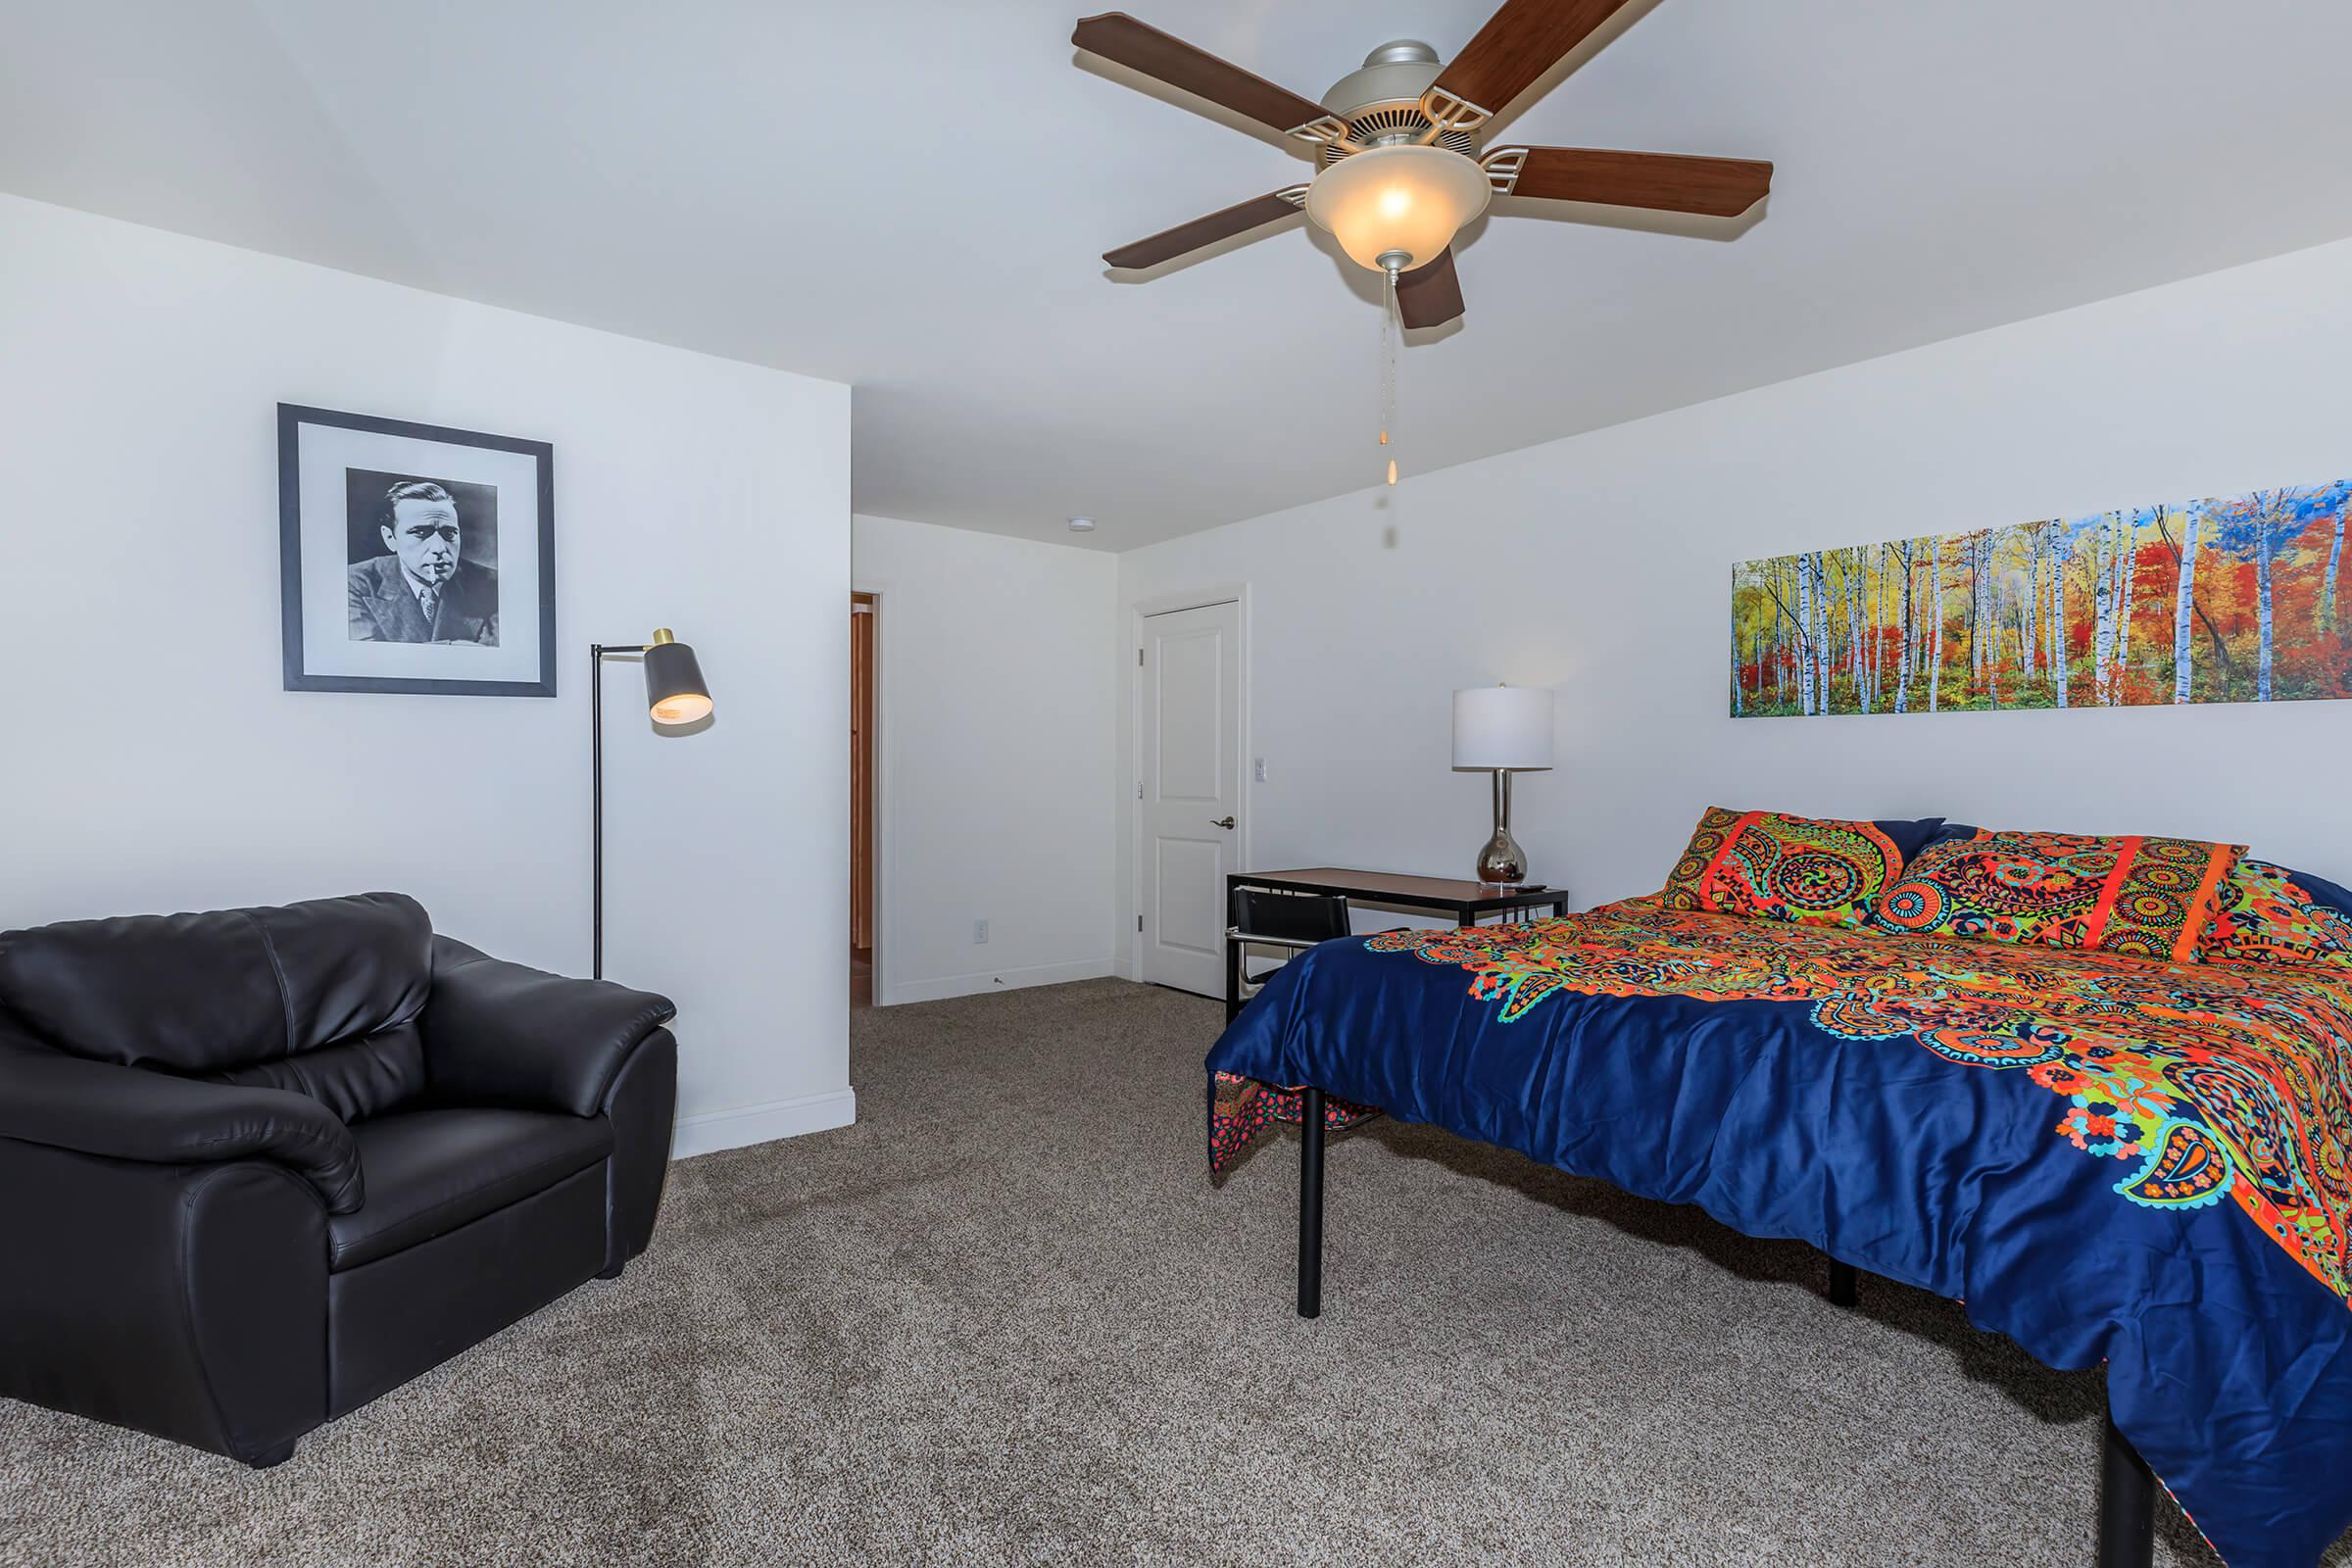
[1304,144,1491,274]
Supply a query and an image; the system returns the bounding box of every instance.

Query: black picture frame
[277,404,558,697]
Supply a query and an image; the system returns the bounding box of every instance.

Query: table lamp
[1451,684,1553,886]
[591,629,712,978]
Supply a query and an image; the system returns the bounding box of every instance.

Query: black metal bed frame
[1291,1086,2159,1568]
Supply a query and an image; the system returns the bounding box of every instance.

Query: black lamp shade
[643,637,710,724]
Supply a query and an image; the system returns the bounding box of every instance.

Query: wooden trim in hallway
[852,592,876,1004]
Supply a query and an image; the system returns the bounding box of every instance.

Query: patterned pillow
[1875,829,2241,961]
[2195,860,2352,971]
[1662,808,1906,930]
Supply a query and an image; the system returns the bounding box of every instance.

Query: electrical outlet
[1253,758,1267,783]
[973,918,989,945]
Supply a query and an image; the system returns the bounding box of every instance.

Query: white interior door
[1140,600,1242,997]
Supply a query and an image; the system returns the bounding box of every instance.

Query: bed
[1204,819,2352,1568]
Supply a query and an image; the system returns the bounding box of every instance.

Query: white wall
[853,514,1117,1003]
[1117,236,2352,967]
[0,194,853,1154]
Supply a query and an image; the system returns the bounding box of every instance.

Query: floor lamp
[590,628,712,979]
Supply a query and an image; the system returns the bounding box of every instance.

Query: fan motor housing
[1317,41,1477,165]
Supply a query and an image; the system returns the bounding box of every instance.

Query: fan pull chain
[1381,268,1398,487]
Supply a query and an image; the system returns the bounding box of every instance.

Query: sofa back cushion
[202,1023,429,1125]
[0,893,433,1119]
[1874,830,2241,961]
[1662,808,1930,930]
[2195,860,2352,972]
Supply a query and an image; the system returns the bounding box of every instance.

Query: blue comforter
[1205,901,2352,1568]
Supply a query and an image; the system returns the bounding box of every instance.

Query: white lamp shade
[1452,685,1553,771]
[1304,144,1494,273]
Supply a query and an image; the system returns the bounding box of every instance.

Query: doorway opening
[852,591,877,1006]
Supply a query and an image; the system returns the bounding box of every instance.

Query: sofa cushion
[0,893,432,1075]
[205,1022,427,1126]
[328,1107,612,1272]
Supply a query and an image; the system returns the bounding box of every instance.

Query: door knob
[1211,815,1236,829]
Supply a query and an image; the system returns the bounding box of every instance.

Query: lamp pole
[589,642,647,981]
[589,629,713,982]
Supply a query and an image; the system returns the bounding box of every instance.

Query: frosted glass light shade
[1304,144,1493,273]
[1452,685,1553,771]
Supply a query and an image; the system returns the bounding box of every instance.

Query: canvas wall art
[1731,481,2352,717]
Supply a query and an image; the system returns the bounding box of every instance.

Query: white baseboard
[882,956,1114,1006]
[671,1087,858,1159]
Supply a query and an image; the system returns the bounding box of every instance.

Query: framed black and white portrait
[277,405,556,697]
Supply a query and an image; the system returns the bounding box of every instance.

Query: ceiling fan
[1073,0,1774,329]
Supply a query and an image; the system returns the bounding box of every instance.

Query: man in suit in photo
[346,480,500,644]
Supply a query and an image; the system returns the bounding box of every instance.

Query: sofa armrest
[420,937,676,1116]
[0,1136,330,1463]
[0,1047,362,1213]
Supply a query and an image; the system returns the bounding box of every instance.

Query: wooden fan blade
[1073,13,1329,134]
[1395,249,1465,329]
[1497,146,1773,217]
[1434,0,1642,117]
[1102,191,1303,270]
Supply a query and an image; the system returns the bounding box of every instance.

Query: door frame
[1127,583,1251,985]
[851,577,897,1006]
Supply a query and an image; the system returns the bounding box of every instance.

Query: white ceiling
[6,1,2351,549]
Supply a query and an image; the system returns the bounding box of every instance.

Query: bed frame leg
[1826,1257,1857,1308]
[2097,1408,2155,1568]
[1298,1087,1325,1319]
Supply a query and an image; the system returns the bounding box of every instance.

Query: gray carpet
[2,978,2344,1567]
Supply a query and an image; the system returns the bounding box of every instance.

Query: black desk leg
[1827,1258,1858,1308]
[1298,1087,1325,1319]
[1225,926,1242,1024]
[2097,1409,2155,1568]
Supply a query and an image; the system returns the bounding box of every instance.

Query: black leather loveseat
[0,892,677,1466]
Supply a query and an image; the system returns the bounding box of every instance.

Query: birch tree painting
[1730,479,2352,716]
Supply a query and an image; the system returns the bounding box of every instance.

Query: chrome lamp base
[1474,769,1529,885]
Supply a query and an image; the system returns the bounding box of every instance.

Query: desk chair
[1225,889,1351,1023]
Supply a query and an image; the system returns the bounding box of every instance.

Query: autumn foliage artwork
[1731,482,2352,716]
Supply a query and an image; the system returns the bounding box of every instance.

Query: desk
[1224,867,1571,1021]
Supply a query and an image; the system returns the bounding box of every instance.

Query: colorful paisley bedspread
[1205,900,2352,1568]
